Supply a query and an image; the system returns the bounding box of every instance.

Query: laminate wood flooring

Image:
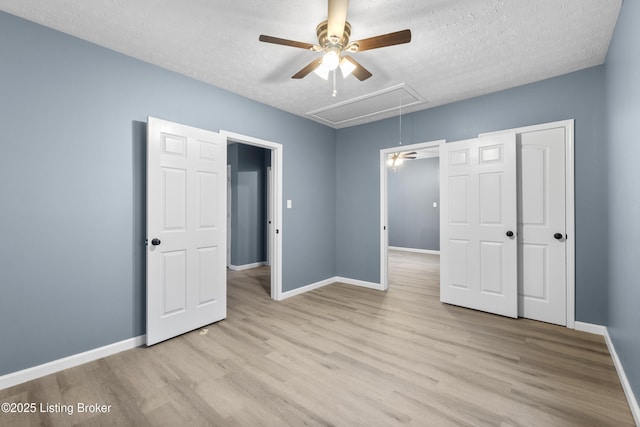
[0,250,635,426]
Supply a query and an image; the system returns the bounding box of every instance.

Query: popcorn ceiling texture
[0,0,622,128]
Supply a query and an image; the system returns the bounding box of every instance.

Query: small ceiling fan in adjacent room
[387,151,417,170]
[258,0,411,82]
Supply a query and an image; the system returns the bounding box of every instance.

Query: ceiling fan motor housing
[316,20,352,49]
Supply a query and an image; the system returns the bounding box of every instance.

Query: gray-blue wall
[2,7,638,402]
[388,157,440,251]
[0,12,336,376]
[336,66,607,325]
[604,0,640,403]
[228,143,269,266]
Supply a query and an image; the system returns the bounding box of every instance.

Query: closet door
[517,127,567,325]
[440,133,518,317]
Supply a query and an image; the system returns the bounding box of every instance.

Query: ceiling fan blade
[259,35,316,50]
[291,58,323,79]
[328,0,349,42]
[350,29,411,52]
[342,56,372,81]
[402,151,418,157]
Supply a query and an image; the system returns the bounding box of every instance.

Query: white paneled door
[517,127,566,325]
[440,133,518,318]
[146,117,227,346]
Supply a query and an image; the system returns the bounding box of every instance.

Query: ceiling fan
[387,151,417,170]
[258,0,411,81]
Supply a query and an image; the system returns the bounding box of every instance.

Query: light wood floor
[0,251,634,426]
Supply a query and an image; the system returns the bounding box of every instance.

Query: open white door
[440,133,518,318]
[147,117,227,346]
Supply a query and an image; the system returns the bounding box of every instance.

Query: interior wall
[227,143,269,267]
[336,65,607,325]
[0,12,336,377]
[604,0,640,402]
[387,157,440,251]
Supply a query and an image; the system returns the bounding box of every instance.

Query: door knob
[151,238,161,246]
[506,231,514,237]
[554,233,563,240]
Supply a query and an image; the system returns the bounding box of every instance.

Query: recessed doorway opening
[221,130,283,301]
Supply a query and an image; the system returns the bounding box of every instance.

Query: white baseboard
[334,276,385,291]
[279,276,384,300]
[0,335,145,390]
[228,261,267,271]
[604,329,640,426]
[573,322,639,425]
[279,277,336,300]
[388,246,440,255]
[574,321,607,335]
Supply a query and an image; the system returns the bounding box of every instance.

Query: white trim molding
[380,139,446,291]
[388,246,440,255]
[279,276,384,301]
[0,335,145,390]
[574,321,607,335]
[228,261,267,271]
[220,130,283,302]
[279,277,337,300]
[335,277,385,291]
[605,331,640,426]
[573,322,640,424]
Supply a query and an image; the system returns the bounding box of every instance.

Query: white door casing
[267,166,273,267]
[379,140,445,291]
[227,165,232,268]
[147,117,227,346]
[440,133,518,318]
[220,130,283,301]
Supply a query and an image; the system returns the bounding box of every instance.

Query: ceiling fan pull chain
[332,70,337,97]
[399,96,402,145]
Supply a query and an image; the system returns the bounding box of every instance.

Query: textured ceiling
[0,0,622,128]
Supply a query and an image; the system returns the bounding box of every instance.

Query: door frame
[227,165,232,268]
[220,130,283,301]
[480,119,575,328]
[379,139,445,291]
[266,166,273,267]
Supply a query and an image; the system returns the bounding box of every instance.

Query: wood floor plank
[0,250,634,426]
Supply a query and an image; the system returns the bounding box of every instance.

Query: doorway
[380,140,444,291]
[227,143,270,272]
[221,130,283,301]
[379,120,575,327]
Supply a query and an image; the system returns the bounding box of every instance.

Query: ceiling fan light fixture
[258,3,412,82]
[322,48,341,71]
[314,63,330,80]
[387,153,404,168]
[339,56,356,78]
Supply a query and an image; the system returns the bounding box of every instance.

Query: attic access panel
[307,83,425,127]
